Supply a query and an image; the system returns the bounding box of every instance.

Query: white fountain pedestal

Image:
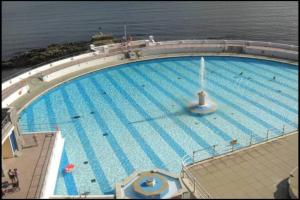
[189,91,217,115]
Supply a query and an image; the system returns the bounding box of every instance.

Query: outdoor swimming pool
[18,56,298,195]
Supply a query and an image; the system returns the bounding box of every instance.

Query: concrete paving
[2,133,56,199]
[187,132,298,199]
[7,52,297,114]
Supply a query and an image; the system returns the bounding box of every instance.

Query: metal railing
[181,155,211,199]
[181,119,298,198]
[188,120,298,165]
[1,114,11,129]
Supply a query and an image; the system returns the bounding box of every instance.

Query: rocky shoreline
[2,34,121,81]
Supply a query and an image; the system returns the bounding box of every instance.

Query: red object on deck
[65,164,75,173]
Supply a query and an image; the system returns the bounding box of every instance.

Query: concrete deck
[187,132,298,199]
[6,52,298,114]
[2,133,56,199]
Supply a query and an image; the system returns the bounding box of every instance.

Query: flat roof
[186,132,298,198]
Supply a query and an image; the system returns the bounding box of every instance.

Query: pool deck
[6,52,298,114]
[185,132,298,199]
[2,133,56,199]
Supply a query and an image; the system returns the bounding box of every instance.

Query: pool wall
[2,39,298,109]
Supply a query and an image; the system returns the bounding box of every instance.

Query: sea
[1,1,298,79]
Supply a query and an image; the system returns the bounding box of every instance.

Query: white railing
[3,39,297,90]
[188,119,298,165]
[40,129,65,199]
[181,119,298,198]
[2,39,298,108]
[181,155,212,199]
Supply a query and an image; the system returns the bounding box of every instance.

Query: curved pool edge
[4,51,298,116]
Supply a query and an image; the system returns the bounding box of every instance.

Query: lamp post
[124,24,127,51]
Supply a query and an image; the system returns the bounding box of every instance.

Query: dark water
[2,1,298,60]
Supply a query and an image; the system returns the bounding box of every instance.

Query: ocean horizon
[2,1,298,60]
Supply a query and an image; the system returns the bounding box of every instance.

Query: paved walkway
[186,132,298,199]
[2,133,56,199]
[7,52,297,114]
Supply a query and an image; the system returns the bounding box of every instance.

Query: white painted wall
[2,40,298,107]
[2,85,30,108]
[40,131,65,199]
[42,54,124,82]
[2,52,94,91]
[243,46,298,61]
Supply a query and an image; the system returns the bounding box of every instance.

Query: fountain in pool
[115,170,187,199]
[189,57,217,114]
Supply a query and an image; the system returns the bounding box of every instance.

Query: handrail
[191,120,298,165]
[181,119,298,198]
[181,164,211,198]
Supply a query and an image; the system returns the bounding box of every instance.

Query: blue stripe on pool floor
[75,81,135,175]
[173,61,297,120]
[103,72,188,158]
[25,105,35,132]
[135,64,237,145]
[225,60,298,91]
[119,68,215,155]
[59,148,78,195]
[60,86,113,194]
[206,60,298,104]
[159,62,274,138]
[89,76,168,171]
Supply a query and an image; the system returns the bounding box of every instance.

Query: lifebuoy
[64,164,75,173]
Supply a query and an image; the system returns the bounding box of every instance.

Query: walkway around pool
[6,51,298,115]
[183,132,298,199]
[2,133,56,199]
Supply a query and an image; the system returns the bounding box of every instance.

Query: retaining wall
[2,40,298,108]
[42,54,124,82]
[2,85,30,108]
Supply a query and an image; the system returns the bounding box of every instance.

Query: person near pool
[13,168,19,183]
[8,169,15,183]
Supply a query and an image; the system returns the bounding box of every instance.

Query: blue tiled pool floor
[18,56,298,195]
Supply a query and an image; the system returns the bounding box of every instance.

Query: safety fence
[181,119,298,198]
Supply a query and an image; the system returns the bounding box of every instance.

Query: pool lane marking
[134,63,260,143]
[197,59,298,98]
[201,56,298,83]
[186,60,298,114]
[192,59,298,103]
[166,61,293,130]
[155,62,282,135]
[118,69,215,156]
[134,64,238,144]
[74,81,135,175]
[57,148,79,195]
[223,59,298,91]
[102,72,187,158]
[44,94,58,130]
[199,61,298,113]
[89,76,168,171]
[25,104,35,132]
[60,86,112,194]
[178,60,297,128]
[44,94,79,195]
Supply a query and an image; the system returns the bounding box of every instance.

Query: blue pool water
[18,56,298,195]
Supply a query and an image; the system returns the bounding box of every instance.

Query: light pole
[124,24,127,51]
